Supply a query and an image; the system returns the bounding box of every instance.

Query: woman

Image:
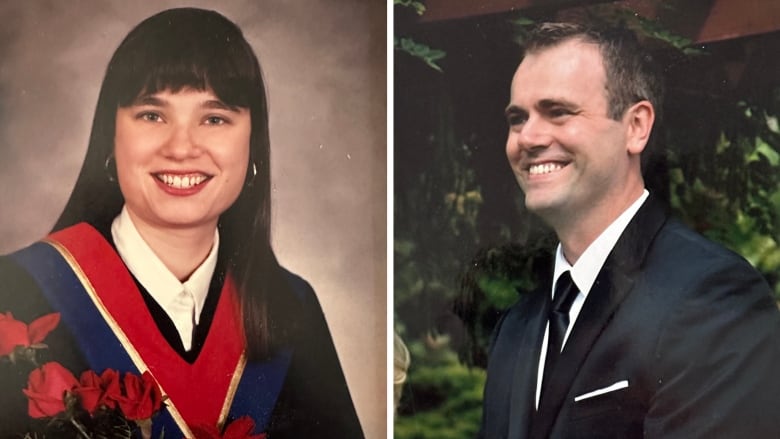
[0,8,363,438]
[393,332,410,414]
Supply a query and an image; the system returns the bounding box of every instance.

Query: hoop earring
[246,162,258,187]
[104,154,117,183]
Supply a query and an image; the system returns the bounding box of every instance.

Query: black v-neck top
[94,220,226,363]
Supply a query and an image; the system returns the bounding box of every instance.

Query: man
[479,22,780,438]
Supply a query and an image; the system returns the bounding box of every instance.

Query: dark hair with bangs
[523,22,664,122]
[53,7,296,360]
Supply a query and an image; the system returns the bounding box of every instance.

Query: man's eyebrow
[504,104,527,117]
[538,98,578,110]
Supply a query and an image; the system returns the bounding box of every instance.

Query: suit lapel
[506,289,550,439]
[530,265,634,438]
[530,195,669,438]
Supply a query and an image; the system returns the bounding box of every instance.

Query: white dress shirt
[535,190,649,407]
[111,206,219,351]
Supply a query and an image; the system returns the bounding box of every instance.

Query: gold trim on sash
[44,238,195,437]
[218,353,247,429]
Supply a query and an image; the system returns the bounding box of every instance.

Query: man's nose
[515,116,552,151]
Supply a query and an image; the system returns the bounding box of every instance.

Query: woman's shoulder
[0,253,53,320]
[279,266,317,304]
[276,267,331,335]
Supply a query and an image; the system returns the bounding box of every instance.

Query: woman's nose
[162,124,202,159]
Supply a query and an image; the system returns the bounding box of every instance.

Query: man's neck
[556,187,646,265]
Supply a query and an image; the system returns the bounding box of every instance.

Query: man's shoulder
[637,217,774,309]
[492,287,548,334]
[652,218,760,274]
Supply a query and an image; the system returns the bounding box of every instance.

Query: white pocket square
[574,380,629,402]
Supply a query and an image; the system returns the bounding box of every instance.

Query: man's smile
[528,162,568,176]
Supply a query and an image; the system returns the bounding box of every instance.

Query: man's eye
[549,108,573,118]
[507,114,527,126]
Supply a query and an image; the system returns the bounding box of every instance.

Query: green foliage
[607,6,705,54]
[394,0,426,16]
[668,104,780,295]
[395,339,486,439]
[394,0,446,72]
[395,37,446,72]
[395,92,485,336]
[631,14,703,54]
[510,15,537,45]
[513,5,707,55]
[395,3,780,438]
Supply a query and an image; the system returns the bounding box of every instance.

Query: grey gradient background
[0,1,386,436]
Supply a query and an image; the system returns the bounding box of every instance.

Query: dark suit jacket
[480,196,780,438]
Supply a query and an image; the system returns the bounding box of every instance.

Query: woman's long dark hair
[53,8,296,360]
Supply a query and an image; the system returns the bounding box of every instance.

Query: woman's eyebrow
[131,95,167,107]
[202,99,241,112]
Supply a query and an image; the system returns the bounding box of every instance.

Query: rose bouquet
[1,312,164,438]
[22,362,163,438]
[1,311,266,439]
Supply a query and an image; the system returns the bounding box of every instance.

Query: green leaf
[510,16,535,26]
[395,37,446,72]
[756,140,780,166]
[395,0,426,15]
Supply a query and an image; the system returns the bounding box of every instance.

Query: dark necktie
[540,271,579,399]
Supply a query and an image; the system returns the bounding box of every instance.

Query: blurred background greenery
[394,1,780,438]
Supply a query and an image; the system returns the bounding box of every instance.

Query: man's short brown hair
[523,22,665,122]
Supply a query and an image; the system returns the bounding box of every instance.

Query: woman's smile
[153,171,212,192]
[114,88,251,232]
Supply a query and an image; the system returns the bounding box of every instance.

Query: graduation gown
[0,223,363,438]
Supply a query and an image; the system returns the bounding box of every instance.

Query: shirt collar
[553,190,649,296]
[110,206,218,325]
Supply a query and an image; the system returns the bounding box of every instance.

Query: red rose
[116,371,163,420]
[0,312,60,357]
[0,312,27,356]
[190,416,267,439]
[22,362,79,418]
[99,368,121,409]
[73,368,123,414]
[74,370,103,413]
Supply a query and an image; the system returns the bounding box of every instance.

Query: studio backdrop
[0,1,386,437]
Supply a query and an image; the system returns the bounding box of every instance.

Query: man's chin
[523,196,566,224]
[523,195,556,214]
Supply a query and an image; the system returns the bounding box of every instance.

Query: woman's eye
[138,112,163,122]
[205,116,228,125]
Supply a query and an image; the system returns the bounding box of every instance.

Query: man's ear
[625,101,655,155]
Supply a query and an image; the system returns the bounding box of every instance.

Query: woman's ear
[625,100,655,155]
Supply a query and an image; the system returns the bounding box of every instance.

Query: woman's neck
[128,214,216,282]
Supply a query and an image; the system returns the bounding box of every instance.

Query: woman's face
[114,87,251,234]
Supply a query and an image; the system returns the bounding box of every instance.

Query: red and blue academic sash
[11,223,290,437]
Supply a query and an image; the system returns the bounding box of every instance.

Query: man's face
[505,39,639,227]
